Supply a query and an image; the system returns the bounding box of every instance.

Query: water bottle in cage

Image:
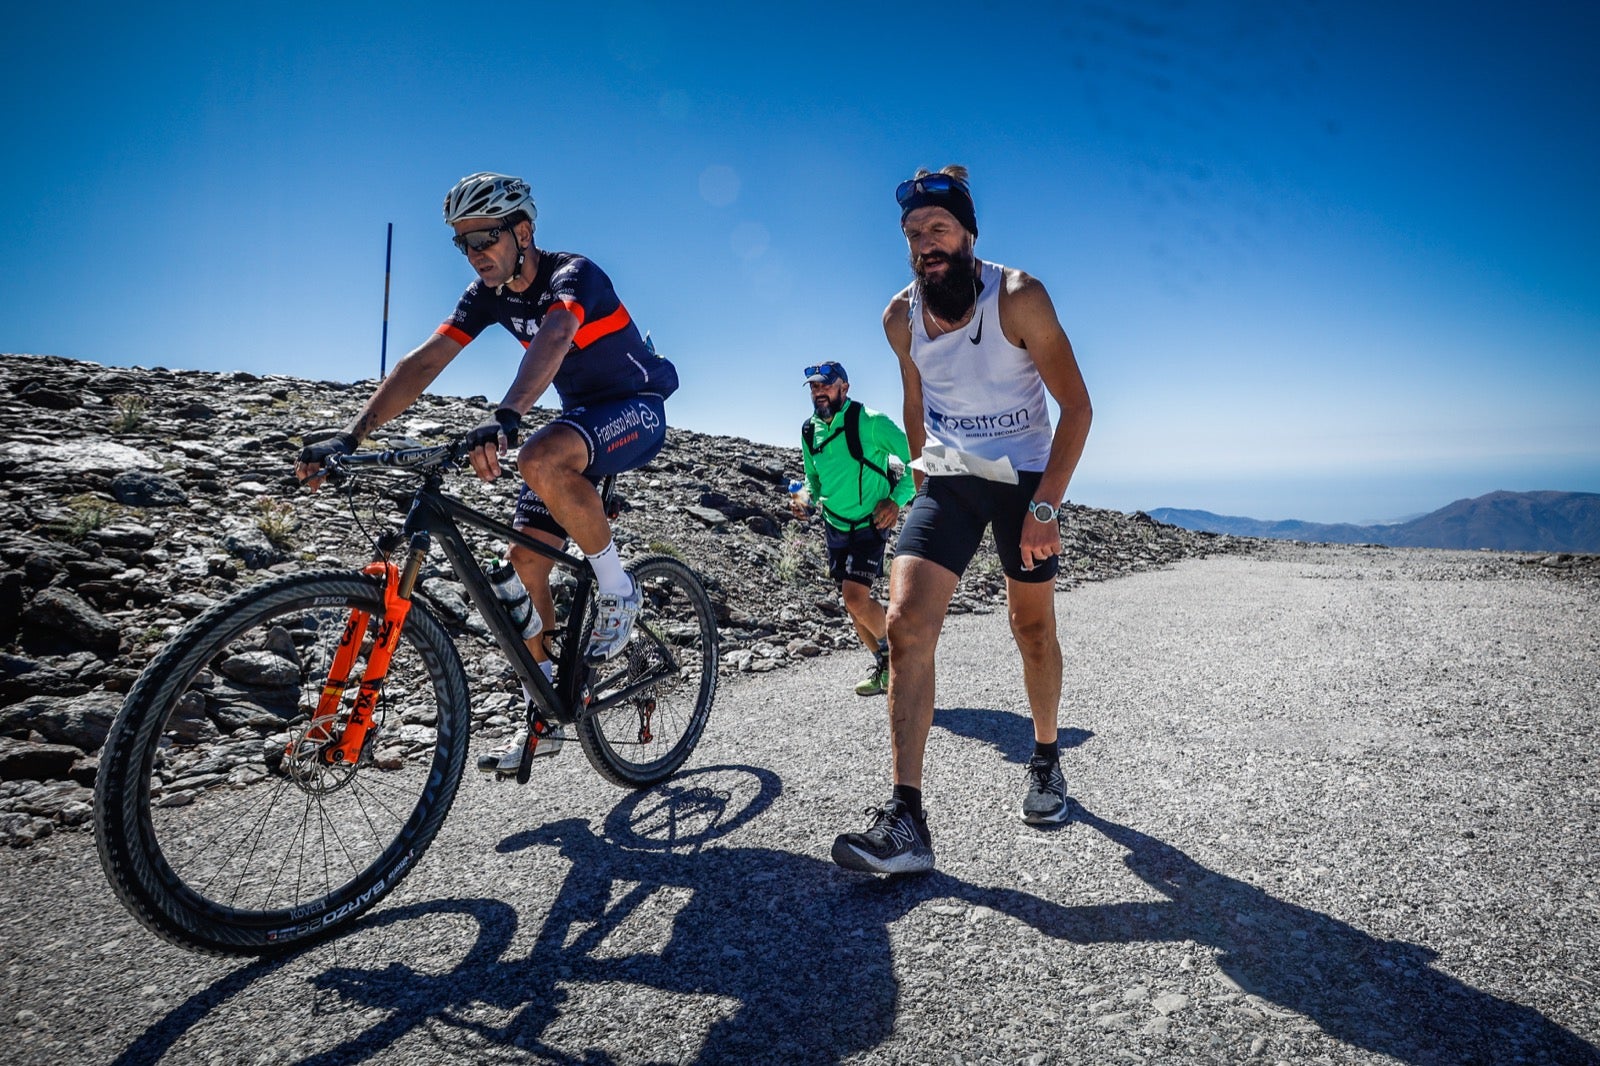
[488,562,542,640]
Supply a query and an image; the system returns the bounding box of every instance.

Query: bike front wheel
[575,554,719,788]
[94,570,471,955]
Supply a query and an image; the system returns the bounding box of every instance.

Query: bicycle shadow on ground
[111,955,302,1066]
[933,705,1093,765]
[113,770,1600,1066]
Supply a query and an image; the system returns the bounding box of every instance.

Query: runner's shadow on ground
[113,769,1600,1066]
[934,705,1093,764]
[1058,807,1600,1065]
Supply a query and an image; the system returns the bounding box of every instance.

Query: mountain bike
[93,438,719,956]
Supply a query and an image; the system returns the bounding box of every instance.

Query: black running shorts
[824,523,890,587]
[894,472,1058,583]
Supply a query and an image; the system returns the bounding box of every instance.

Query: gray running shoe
[1020,756,1071,825]
[585,576,641,664]
[831,800,935,874]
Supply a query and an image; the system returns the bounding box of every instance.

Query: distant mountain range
[1149,490,1600,553]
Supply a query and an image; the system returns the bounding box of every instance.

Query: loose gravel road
[3,542,1597,1066]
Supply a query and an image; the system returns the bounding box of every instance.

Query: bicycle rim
[575,555,719,788]
[94,571,470,954]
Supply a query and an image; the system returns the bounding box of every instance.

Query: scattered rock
[20,588,121,656]
[110,469,189,507]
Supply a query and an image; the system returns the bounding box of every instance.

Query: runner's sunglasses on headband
[895,174,971,205]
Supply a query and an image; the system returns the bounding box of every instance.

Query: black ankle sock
[1034,740,1060,763]
[892,784,923,817]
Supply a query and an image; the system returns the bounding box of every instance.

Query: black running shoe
[831,799,935,874]
[1020,756,1071,825]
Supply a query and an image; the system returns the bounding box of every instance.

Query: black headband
[898,179,978,237]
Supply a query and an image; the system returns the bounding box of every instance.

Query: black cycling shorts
[512,394,667,540]
[894,472,1058,584]
[825,523,889,587]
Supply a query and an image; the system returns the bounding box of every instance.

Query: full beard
[913,247,980,323]
[813,396,839,420]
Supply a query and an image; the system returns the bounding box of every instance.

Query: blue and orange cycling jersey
[435,250,678,409]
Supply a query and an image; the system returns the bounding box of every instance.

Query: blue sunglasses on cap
[803,363,847,384]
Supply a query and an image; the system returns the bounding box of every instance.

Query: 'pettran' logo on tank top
[929,406,1031,438]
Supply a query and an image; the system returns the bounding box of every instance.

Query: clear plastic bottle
[488,562,542,640]
[788,479,813,514]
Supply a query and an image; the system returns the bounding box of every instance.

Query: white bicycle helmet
[442,172,538,225]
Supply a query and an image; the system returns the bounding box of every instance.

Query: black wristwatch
[1028,500,1058,523]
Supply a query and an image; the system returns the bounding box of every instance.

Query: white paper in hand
[910,444,1019,484]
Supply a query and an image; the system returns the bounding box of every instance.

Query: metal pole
[380,222,393,379]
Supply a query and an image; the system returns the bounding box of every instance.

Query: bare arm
[883,290,927,492]
[498,306,579,415]
[463,305,581,481]
[349,332,462,440]
[1000,270,1092,569]
[295,332,462,488]
[1001,271,1092,506]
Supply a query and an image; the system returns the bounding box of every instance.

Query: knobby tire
[93,570,471,956]
[574,554,718,788]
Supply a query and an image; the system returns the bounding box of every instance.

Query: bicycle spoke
[573,556,717,787]
[97,572,467,952]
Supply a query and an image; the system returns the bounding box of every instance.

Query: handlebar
[310,433,621,511]
[324,438,471,477]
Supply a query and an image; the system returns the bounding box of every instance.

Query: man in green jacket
[794,361,916,696]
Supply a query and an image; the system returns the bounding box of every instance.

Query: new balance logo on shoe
[1020,756,1071,825]
[831,801,935,874]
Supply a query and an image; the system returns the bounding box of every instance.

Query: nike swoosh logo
[968,312,983,344]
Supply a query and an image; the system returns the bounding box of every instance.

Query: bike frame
[322,446,682,764]
[386,466,606,727]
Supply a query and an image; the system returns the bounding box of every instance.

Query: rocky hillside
[1,353,1249,846]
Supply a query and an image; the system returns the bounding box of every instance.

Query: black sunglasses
[451,224,509,255]
[894,173,970,205]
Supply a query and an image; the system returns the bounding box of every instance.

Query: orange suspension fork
[307,604,373,736]
[301,537,427,764]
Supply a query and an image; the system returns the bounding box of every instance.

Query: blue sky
[3,1,1596,523]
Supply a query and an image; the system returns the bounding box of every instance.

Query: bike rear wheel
[93,570,471,955]
[574,554,718,788]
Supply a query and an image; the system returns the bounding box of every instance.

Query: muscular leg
[508,530,564,663]
[840,578,887,651]
[884,556,959,789]
[517,424,612,556]
[1005,576,1062,744]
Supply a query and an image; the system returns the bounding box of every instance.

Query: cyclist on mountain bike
[295,171,678,771]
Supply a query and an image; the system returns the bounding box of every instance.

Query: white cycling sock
[588,540,631,596]
[520,661,555,703]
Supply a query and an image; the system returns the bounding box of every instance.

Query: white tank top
[909,260,1052,472]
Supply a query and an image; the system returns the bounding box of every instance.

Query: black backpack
[802,401,898,485]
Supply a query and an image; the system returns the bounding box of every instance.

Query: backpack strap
[842,402,890,481]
